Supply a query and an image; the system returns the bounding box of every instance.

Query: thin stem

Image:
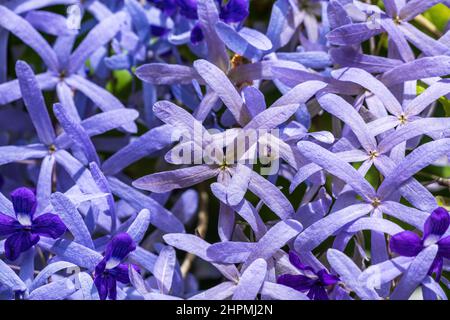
[413,14,442,38]
[417,172,450,188]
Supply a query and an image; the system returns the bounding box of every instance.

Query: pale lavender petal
[215,22,267,59]
[297,141,376,201]
[266,0,299,50]
[244,219,303,267]
[55,81,81,122]
[330,47,402,73]
[0,6,59,71]
[108,177,185,233]
[317,92,378,151]
[28,279,75,300]
[0,144,47,166]
[358,256,414,289]
[68,11,127,73]
[53,103,100,165]
[30,261,77,291]
[327,22,382,45]
[15,60,56,144]
[405,79,450,116]
[270,80,327,108]
[331,68,403,116]
[294,203,373,252]
[327,249,380,300]
[56,109,140,148]
[399,0,443,21]
[189,281,236,300]
[194,59,249,126]
[242,86,266,117]
[135,64,203,85]
[398,22,450,57]
[381,57,450,87]
[50,192,94,249]
[102,124,176,176]
[378,139,450,200]
[133,165,219,193]
[380,201,428,230]
[0,258,26,291]
[260,281,309,300]
[379,18,414,62]
[25,10,76,36]
[378,118,450,153]
[38,238,102,271]
[36,155,55,213]
[248,171,294,219]
[65,75,137,133]
[126,209,151,244]
[390,245,439,300]
[153,246,176,295]
[211,182,267,239]
[227,164,252,206]
[206,241,254,263]
[327,0,351,29]
[78,271,97,300]
[232,259,267,300]
[197,0,229,71]
[163,233,240,281]
[344,217,404,235]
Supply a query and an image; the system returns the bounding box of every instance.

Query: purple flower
[390,207,450,281]
[149,0,177,16]
[175,0,249,45]
[0,187,66,261]
[176,0,199,19]
[219,0,249,23]
[94,232,139,300]
[277,251,339,300]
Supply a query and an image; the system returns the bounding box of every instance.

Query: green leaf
[423,4,450,32]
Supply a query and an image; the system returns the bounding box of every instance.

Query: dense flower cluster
[0,0,449,300]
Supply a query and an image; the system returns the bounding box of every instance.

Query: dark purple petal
[95,258,107,276]
[4,231,39,261]
[389,231,423,257]
[317,270,340,286]
[155,0,177,15]
[190,23,204,44]
[10,187,36,222]
[307,285,329,301]
[94,275,108,300]
[32,213,67,239]
[437,236,450,259]
[277,274,315,292]
[110,263,140,284]
[151,25,168,37]
[424,207,449,240]
[428,256,443,282]
[0,213,20,237]
[219,0,249,23]
[176,0,198,19]
[104,232,136,262]
[107,277,117,300]
[288,250,308,271]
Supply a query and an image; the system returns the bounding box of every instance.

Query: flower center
[398,114,408,124]
[368,150,379,160]
[48,144,57,154]
[230,54,246,69]
[59,70,67,80]
[371,198,381,208]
